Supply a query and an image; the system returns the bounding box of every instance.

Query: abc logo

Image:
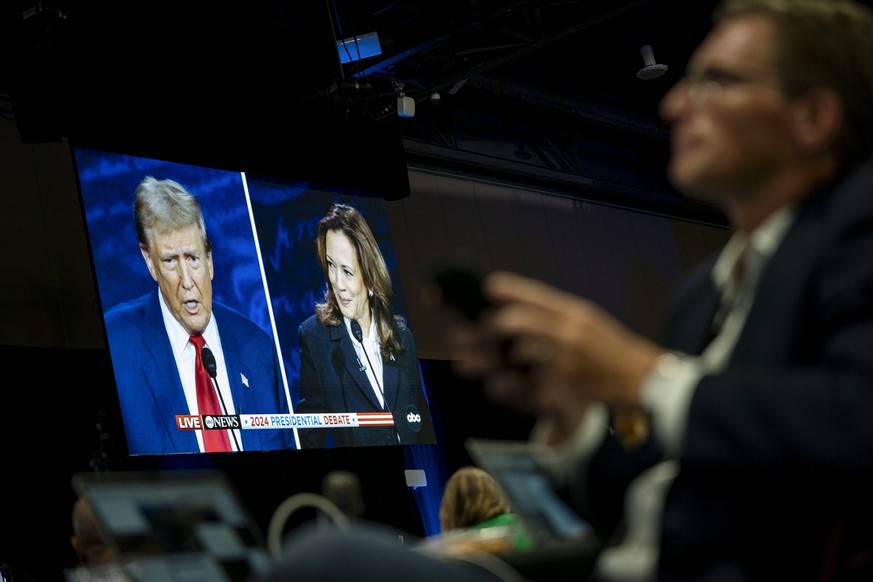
[204,416,216,429]
[406,406,423,432]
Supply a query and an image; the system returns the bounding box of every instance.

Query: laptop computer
[70,470,273,582]
[465,438,601,581]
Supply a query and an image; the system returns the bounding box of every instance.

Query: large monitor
[74,145,437,457]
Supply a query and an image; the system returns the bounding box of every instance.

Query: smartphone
[422,262,490,321]
[423,262,528,373]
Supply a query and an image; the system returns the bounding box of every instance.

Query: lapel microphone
[351,319,386,409]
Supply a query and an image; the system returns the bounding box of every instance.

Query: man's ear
[140,244,158,282]
[792,87,843,155]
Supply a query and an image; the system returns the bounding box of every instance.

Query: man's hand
[448,271,665,432]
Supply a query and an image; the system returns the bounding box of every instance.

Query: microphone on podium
[200,345,240,450]
[350,321,367,371]
[201,346,218,379]
[351,319,364,344]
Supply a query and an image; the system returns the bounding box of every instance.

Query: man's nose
[179,262,194,288]
[658,80,690,124]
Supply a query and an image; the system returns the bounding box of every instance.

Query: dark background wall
[0,105,730,581]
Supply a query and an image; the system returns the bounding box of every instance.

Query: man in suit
[446,0,873,580]
[254,0,873,581]
[104,176,293,454]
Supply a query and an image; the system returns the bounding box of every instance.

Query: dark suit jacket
[295,313,436,448]
[578,165,873,582]
[104,289,294,454]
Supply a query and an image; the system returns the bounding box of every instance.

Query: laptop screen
[70,470,273,582]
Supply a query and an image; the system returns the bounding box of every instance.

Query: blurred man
[448,0,873,580]
[256,1,873,581]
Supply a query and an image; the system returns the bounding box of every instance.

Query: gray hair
[133,176,210,253]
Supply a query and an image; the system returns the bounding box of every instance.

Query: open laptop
[465,438,601,581]
[70,470,273,582]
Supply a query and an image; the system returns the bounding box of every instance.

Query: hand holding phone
[421,262,490,321]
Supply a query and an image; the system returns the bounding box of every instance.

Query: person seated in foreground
[419,466,532,557]
[67,496,129,582]
[70,496,115,568]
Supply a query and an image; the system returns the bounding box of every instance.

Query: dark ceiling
[2,0,718,136]
[2,0,730,220]
[325,0,715,125]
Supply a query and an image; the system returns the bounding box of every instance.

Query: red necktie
[189,335,232,452]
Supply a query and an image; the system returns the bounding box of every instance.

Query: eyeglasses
[680,66,782,104]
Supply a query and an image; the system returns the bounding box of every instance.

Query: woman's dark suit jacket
[295,314,436,448]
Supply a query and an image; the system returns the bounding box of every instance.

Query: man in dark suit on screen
[104,176,294,454]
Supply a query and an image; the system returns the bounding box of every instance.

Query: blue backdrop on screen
[75,149,274,335]
[76,149,420,424]
[76,147,444,534]
[245,179,409,404]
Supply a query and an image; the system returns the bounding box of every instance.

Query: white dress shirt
[344,315,386,409]
[159,292,241,452]
[533,206,797,582]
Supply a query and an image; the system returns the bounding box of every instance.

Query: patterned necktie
[189,334,232,452]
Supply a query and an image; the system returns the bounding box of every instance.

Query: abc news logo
[405,406,423,433]
[176,415,240,431]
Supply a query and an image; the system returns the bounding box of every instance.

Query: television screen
[74,146,437,456]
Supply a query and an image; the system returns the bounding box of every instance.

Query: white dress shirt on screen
[161,292,241,452]
[344,315,386,410]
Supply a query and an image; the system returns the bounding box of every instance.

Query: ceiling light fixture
[393,80,415,118]
[636,44,668,80]
[397,94,415,118]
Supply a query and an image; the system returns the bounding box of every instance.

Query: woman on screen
[295,203,435,448]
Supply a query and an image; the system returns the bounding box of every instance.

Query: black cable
[351,320,386,410]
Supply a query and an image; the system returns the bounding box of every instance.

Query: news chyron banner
[175,412,394,432]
